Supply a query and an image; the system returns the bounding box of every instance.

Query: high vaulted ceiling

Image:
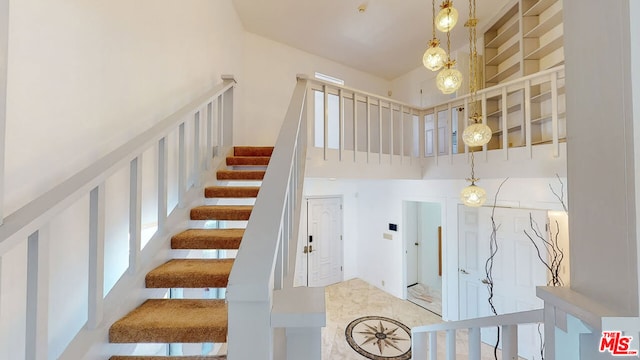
[232,0,512,80]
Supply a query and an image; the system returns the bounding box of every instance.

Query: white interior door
[307,197,343,287]
[405,202,419,286]
[458,205,548,359]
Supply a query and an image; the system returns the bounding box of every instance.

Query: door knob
[303,245,308,254]
[459,268,469,274]
[481,279,490,284]
[414,242,419,246]
[309,245,313,253]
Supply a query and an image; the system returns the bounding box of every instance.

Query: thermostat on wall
[389,223,398,231]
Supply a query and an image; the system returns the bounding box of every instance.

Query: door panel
[458,205,548,359]
[308,197,343,287]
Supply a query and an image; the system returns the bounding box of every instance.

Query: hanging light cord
[467,0,479,122]
[432,0,437,40]
[467,151,477,184]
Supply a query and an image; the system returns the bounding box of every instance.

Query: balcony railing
[308,65,565,170]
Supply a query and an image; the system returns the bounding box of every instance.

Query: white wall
[4,0,244,217]
[304,176,567,321]
[1,1,245,358]
[237,32,391,146]
[564,0,638,316]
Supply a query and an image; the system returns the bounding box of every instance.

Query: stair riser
[205,187,260,198]
[188,220,249,229]
[171,238,242,250]
[203,198,255,207]
[190,211,252,221]
[226,156,270,166]
[216,171,265,180]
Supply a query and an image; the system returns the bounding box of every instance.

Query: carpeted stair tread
[233,146,273,157]
[146,259,234,288]
[216,170,265,180]
[226,156,270,166]
[109,299,227,343]
[204,186,260,198]
[171,229,244,250]
[190,205,253,220]
[110,356,226,360]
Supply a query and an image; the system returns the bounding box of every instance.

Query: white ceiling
[232,0,512,80]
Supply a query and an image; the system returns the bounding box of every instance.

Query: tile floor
[324,278,514,360]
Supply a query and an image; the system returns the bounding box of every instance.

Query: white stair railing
[412,309,543,360]
[0,75,236,360]
[308,65,565,168]
[227,74,324,360]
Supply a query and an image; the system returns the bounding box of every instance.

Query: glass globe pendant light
[460,152,487,207]
[423,40,447,71]
[460,183,487,207]
[436,60,463,94]
[461,0,491,148]
[436,0,459,32]
[462,114,492,147]
[423,0,447,71]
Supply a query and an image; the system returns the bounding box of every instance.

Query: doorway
[304,196,344,287]
[458,205,550,359]
[404,201,442,316]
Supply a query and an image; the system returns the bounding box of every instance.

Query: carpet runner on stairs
[109,146,272,358]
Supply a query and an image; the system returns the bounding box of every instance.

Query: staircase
[109,146,273,359]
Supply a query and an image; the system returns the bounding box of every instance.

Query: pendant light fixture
[435,0,459,33]
[436,21,462,94]
[461,0,490,147]
[460,0,488,207]
[460,152,487,207]
[423,0,447,71]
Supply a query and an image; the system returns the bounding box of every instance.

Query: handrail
[308,65,564,113]
[0,76,236,256]
[1,75,236,360]
[412,309,544,360]
[226,75,310,360]
[306,65,566,164]
[412,308,543,333]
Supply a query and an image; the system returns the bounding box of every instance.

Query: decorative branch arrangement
[484,177,509,360]
[524,214,565,287]
[527,174,567,359]
[549,173,568,212]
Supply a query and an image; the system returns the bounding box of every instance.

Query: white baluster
[378,100,383,163]
[129,157,142,273]
[366,96,371,163]
[524,79,533,158]
[501,324,518,359]
[353,92,358,162]
[481,93,488,160]
[429,331,438,360]
[501,86,508,159]
[178,123,186,208]
[339,88,344,161]
[88,184,105,329]
[323,85,329,161]
[206,101,213,166]
[551,71,559,157]
[446,329,456,360]
[468,327,481,360]
[157,137,168,230]
[193,111,201,187]
[26,228,49,360]
[412,330,428,359]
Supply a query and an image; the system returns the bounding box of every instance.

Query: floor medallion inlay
[345,316,411,360]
